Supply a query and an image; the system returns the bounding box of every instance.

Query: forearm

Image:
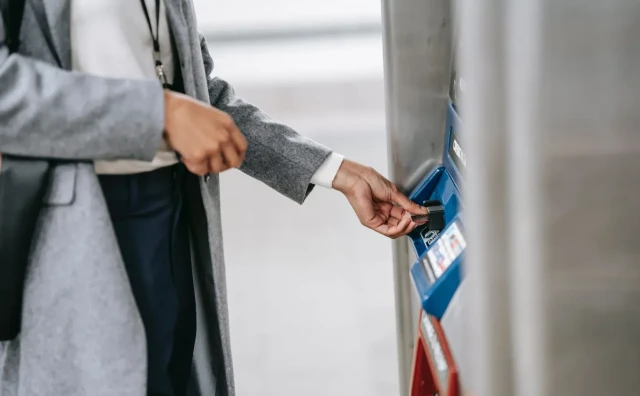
[200,34,332,202]
[0,52,164,161]
[216,78,332,200]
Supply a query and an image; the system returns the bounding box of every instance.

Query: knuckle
[187,164,206,176]
[222,114,234,127]
[212,164,226,174]
[191,150,206,163]
[219,133,230,143]
[208,142,220,152]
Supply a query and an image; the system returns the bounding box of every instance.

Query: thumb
[390,188,427,215]
[351,184,378,226]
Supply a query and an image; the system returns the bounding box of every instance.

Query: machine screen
[423,222,467,279]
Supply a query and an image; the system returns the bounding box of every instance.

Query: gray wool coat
[0,1,332,395]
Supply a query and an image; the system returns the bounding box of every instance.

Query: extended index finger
[391,189,427,215]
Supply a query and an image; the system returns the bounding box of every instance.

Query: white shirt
[70,0,343,188]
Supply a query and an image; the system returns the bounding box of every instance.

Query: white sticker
[426,222,466,278]
[427,239,453,278]
[421,228,440,246]
[421,313,449,379]
[441,222,467,261]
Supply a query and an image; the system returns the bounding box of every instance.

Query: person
[0,1,427,395]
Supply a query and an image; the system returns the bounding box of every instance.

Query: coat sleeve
[0,10,164,161]
[198,34,333,204]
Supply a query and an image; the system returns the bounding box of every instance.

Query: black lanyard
[139,0,169,87]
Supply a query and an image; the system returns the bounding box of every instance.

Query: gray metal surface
[440,282,470,393]
[539,1,640,394]
[505,1,546,395]
[381,0,453,193]
[458,0,515,394]
[380,0,453,393]
[461,0,640,395]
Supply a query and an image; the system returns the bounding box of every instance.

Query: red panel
[410,334,438,396]
[410,311,461,396]
[431,317,459,396]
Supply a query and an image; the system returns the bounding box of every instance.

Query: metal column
[458,0,515,393]
[461,0,640,395]
[380,0,453,394]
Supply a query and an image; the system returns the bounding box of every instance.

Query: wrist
[332,159,364,193]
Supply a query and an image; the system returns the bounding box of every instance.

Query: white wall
[190,2,399,396]
[193,0,380,33]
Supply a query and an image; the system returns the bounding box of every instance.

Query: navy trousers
[99,165,196,396]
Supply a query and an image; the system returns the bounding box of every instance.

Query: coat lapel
[164,0,196,96]
[30,0,71,69]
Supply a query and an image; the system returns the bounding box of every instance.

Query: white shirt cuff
[310,153,345,189]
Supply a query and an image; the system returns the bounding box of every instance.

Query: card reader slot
[413,199,446,233]
[423,199,445,232]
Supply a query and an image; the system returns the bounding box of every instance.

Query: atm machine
[406,57,469,396]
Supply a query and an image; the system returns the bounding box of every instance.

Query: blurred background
[192,1,398,395]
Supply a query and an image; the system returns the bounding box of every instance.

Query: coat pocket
[42,164,77,206]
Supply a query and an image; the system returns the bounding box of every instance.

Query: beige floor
[218,80,401,396]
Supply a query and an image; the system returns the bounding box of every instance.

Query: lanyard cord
[140,0,161,54]
[139,0,169,86]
